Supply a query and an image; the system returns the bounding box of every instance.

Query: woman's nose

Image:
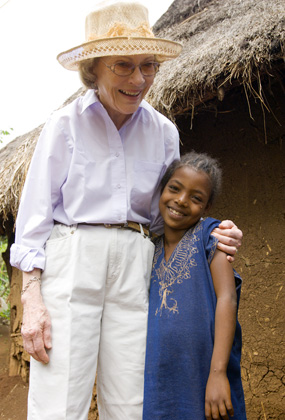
[129,66,145,84]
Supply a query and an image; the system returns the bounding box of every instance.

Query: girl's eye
[168,185,179,192]
[192,196,202,203]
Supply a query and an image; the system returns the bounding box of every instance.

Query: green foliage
[0,236,10,320]
[0,128,13,143]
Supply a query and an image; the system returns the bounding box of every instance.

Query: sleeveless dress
[143,217,247,420]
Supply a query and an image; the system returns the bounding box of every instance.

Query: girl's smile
[167,205,187,218]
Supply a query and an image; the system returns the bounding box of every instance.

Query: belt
[54,221,150,237]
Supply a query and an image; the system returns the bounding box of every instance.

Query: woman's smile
[119,89,142,97]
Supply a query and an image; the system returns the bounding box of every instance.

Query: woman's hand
[21,270,52,364]
[211,220,243,262]
[205,370,234,420]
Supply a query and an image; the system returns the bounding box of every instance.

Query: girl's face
[159,166,212,239]
[94,54,156,129]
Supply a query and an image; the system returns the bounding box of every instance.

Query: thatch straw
[0,127,43,225]
[146,0,285,120]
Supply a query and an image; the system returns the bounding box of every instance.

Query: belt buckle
[104,224,116,229]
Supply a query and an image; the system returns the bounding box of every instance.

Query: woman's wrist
[21,276,41,296]
[21,269,42,304]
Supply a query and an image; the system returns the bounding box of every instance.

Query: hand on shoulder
[211,220,243,262]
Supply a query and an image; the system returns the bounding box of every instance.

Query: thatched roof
[146,0,285,119]
[0,125,43,229]
[0,0,284,227]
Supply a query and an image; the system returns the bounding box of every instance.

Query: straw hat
[57,2,182,71]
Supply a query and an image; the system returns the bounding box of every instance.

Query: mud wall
[178,80,285,420]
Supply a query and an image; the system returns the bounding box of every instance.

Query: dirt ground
[0,321,28,419]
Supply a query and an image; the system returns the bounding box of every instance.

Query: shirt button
[115,152,119,157]
[117,184,121,189]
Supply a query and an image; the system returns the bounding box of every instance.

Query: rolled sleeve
[10,244,46,272]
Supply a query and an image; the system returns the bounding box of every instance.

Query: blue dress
[143,217,247,420]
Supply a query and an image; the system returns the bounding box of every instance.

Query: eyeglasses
[101,60,160,77]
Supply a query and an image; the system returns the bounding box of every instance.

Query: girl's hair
[161,151,222,206]
[78,58,100,89]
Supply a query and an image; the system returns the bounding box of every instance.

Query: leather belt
[54,221,150,237]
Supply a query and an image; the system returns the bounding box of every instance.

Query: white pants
[28,224,154,420]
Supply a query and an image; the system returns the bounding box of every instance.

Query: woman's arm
[205,249,237,420]
[212,220,243,262]
[12,115,72,363]
[21,268,52,364]
[10,114,72,272]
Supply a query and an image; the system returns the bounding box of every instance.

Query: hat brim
[57,37,182,71]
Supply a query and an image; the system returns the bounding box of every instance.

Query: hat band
[87,22,154,41]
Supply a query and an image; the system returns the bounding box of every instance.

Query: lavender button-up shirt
[10,90,180,272]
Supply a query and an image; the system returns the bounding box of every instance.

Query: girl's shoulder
[200,216,221,230]
[186,218,220,264]
[190,217,220,239]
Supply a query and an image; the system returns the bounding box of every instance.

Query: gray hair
[78,58,100,89]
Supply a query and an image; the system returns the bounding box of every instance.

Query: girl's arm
[205,248,237,420]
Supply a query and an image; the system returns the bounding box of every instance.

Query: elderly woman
[10,2,242,420]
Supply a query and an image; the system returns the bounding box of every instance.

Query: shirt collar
[80,89,100,114]
[139,99,153,114]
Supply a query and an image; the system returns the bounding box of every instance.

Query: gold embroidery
[154,222,201,315]
[152,220,218,316]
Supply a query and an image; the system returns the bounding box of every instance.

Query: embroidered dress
[143,217,247,420]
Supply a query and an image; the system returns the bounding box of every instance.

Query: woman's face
[94,54,156,128]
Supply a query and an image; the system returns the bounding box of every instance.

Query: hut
[149,1,285,419]
[0,0,284,418]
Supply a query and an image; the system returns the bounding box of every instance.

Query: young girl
[143,152,247,420]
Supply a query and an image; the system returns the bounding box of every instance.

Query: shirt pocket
[130,160,163,217]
